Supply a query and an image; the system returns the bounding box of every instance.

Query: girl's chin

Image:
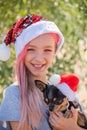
[30,71,46,79]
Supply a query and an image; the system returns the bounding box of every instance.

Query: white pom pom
[49,74,61,85]
[0,42,10,61]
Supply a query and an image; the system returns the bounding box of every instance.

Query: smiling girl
[0,14,86,130]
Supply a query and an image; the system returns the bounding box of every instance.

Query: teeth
[34,64,43,67]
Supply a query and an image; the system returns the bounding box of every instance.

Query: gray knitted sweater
[0,83,51,130]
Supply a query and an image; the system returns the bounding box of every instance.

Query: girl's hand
[49,107,84,130]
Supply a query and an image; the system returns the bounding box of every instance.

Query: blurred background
[0,0,87,110]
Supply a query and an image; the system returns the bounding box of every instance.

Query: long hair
[15,44,46,129]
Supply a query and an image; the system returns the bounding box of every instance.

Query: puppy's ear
[35,80,47,91]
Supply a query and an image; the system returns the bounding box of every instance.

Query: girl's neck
[28,73,48,87]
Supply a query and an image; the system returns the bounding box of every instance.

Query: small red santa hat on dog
[0,14,64,61]
[49,73,79,101]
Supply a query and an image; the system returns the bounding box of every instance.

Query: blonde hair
[15,44,46,129]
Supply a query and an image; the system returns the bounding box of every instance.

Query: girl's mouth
[31,63,46,70]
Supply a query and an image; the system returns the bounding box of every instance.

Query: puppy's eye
[44,98,49,104]
[58,99,63,104]
[54,98,63,105]
[53,98,57,102]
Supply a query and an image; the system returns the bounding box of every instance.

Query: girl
[0,14,86,130]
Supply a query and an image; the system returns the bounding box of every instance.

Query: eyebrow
[43,45,54,48]
[27,45,54,48]
[27,45,36,48]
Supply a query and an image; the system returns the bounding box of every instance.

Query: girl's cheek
[44,52,55,57]
[26,52,36,58]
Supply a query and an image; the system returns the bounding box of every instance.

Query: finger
[49,115,57,127]
[49,112,60,124]
[49,112,57,121]
[54,111,63,118]
[71,107,78,115]
[71,107,78,122]
[49,111,54,115]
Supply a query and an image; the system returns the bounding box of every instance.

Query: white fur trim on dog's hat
[49,74,79,101]
[56,83,76,101]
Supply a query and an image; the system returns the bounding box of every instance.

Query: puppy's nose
[49,105,54,111]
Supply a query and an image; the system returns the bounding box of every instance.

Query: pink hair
[49,33,59,44]
[15,44,46,130]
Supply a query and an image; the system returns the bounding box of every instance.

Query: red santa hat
[49,74,79,101]
[0,14,64,61]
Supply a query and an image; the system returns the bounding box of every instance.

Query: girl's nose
[35,52,44,62]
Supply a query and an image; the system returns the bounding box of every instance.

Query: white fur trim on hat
[15,21,64,57]
[49,74,61,85]
[56,83,76,101]
[0,42,10,61]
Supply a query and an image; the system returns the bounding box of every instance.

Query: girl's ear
[34,80,47,91]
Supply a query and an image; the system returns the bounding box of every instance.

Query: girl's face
[24,34,56,79]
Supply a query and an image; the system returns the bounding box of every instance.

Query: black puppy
[35,80,87,129]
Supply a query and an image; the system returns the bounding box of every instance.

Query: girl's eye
[27,48,35,51]
[44,49,52,52]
